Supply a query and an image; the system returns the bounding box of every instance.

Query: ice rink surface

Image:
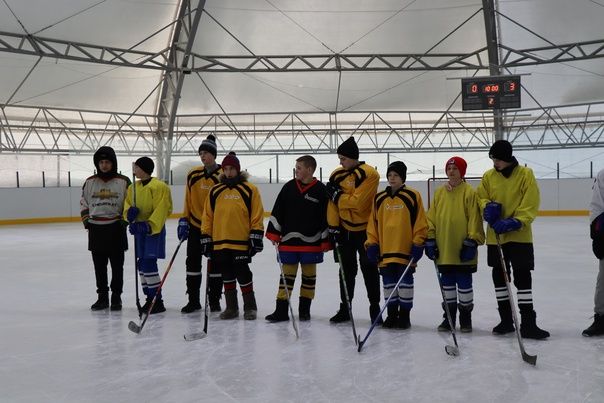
[2,216,604,402]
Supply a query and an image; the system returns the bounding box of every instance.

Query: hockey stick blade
[522,351,537,366]
[445,345,459,356]
[183,331,207,341]
[128,321,142,334]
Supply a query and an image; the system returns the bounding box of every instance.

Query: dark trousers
[213,250,254,295]
[337,230,381,305]
[91,250,124,295]
[186,226,223,301]
[488,242,534,311]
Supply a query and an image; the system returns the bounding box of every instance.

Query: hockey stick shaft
[495,234,537,365]
[335,244,358,346]
[274,244,299,339]
[184,257,211,341]
[129,239,184,334]
[131,171,141,317]
[357,258,414,352]
[432,261,459,356]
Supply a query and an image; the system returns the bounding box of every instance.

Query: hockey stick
[128,239,184,334]
[184,258,211,341]
[495,234,537,366]
[432,261,460,356]
[357,258,414,352]
[274,243,299,339]
[334,244,358,346]
[132,171,142,318]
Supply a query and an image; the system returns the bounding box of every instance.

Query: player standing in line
[201,152,264,320]
[425,157,485,332]
[365,161,427,329]
[265,155,330,322]
[81,146,130,311]
[178,135,224,314]
[583,167,604,337]
[325,137,382,324]
[477,140,549,339]
[124,157,173,314]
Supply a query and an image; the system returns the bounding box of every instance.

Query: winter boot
[438,302,457,332]
[329,303,350,323]
[150,298,166,314]
[220,289,239,320]
[397,307,411,329]
[492,302,515,335]
[369,303,383,325]
[91,292,109,311]
[209,299,222,312]
[110,293,122,311]
[298,297,312,321]
[519,309,550,340]
[383,304,399,328]
[582,313,604,337]
[242,291,258,320]
[265,299,289,322]
[181,277,202,313]
[458,304,473,333]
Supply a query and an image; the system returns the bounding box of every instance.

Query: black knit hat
[135,156,154,175]
[93,146,117,175]
[198,134,217,157]
[387,161,407,182]
[337,136,359,160]
[489,140,513,162]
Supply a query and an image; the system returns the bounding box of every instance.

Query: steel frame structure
[0,1,603,180]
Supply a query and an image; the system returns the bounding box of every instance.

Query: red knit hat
[445,156,467,178]
[221,152,240,173]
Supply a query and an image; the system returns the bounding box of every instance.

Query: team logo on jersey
[200,184,210,189]
[93,188,119,199]
[223,194,241,200]
[385,203,403,210]
[304,194,319,203]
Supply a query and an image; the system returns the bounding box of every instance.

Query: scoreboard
[461,75,521,110]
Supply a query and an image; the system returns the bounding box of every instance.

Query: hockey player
[326,137,382,324]
[124,157,173,315]
[81,146,131,311]
[477,140,549,339]
[365,161,427,329]
[426,157,485,332]
[201,152,264,320]
[177,134,224,314]
[583,167,604,336]
[265,155,330,322]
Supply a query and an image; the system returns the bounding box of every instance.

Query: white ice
[2,217,604,403]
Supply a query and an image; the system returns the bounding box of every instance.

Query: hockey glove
[200,234,213,257]
[177,218,189,241]
[126,206,139,223]
[82,218,90,230]
[328,226,343,246]
[410,244,424,262]
[459,238,478,262]
[325,182,343,204]
[249,230,264,257]
[483,202,502,226]
[129,221,150,235]
[424,238,438,260]
[492,218,522,234]
[366,244,379,265]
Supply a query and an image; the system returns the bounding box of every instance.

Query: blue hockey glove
[459,238,478,262]
[366,244,379,265]
[177,218,189,241]
[126,206,139,223]
[129,221,150,235]
[325,182,343,203]
[425,238,439,260]
[249,230,264,256]
[492,218,522,234]
[410,244,424,262]
[200,234,213,257]
[483,202,502,226]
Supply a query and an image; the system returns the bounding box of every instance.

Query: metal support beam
[155,0,206,181]
[482,0,504,141]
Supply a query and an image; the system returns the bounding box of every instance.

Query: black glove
[249,230,264,256]
[325,182,343,203]
[200,234,213,257]
[328,226,343,246]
